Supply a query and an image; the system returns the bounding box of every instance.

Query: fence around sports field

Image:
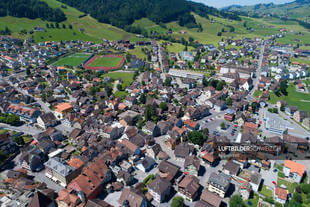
[83,55,125,71]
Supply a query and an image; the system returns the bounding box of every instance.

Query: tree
[217,32,222,36]
[187,130,206,146]
[69,24,73,29]
[202,78,209,87]
[117,84,122,91]
[164,77,172,86]
[251,102,258,113]
[13,136,25,146]
[4,26,11,35]
[280,81,288,96]
[62,24,66,29]
[189,36,194,43]
[55,22,59,28]
[216,81,225,91]
[6,114,20,126]
[272,108,278,114]
[46,23,50,28]
[171,196,184,207]
[145,104,157,122]
[220,122,226,130]
[104,86,113,97]
[139,93,146,104]
[26,68,31,76]
[292,192,303,203]
[203,128,209,137]
[229,195,245,207]
[300,183,310,194]
[159,102,168,111]
[226,97,232,106]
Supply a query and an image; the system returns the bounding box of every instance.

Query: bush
[171,196,184,207]
[278,171,285,178]
[230,195,245,207]
[301,184,310,194]
[292,192,302,203]
[263,197,275,204]
[0,113,21,126]
[143,174,155,185]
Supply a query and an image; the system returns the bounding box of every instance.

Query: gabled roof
[148,176,171,194]
[284,160,306,176]
[119,188,145,207]
[275,187,288,201]
[200,189,222,207]
[27,191,53,207]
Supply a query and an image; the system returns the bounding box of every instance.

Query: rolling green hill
[0,0,310,47]
[0,0,136,42]
[224,0,310,22]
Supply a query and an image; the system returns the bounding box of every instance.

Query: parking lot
[198,110,241,142]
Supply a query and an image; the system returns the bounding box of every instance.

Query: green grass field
[0,0,135,42]
[128,46,150,60]
[269,84,310,114]
[259,185,273,198]
[89,56,123,67]
[101,72,134,88]
[291,57,310,66]
[54,53,91,66]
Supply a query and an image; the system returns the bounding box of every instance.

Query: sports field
[54,53,92,67]
[84,55,125,70]
[89,56,123,67]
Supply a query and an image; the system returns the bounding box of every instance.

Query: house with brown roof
[37,112,58,129]
[56,189,83,207]
[283,160,306,183]
[158,160,180,182]
[142,121,161,137]
[177,174,200,202]
[223,161,240,176]
[148,176,171,203]
[27,191,56,207]
[119,139,140,156]
[200,189,222,207]
[174,143,193,160]
[67,159,112,201]
[118,188,147,207]
[117,170,134,186]
[184,155,200,176]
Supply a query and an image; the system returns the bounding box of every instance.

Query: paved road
[250,41,266,96]
[0,123,42,136]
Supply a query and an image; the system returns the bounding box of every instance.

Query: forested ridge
[0,0,66,22]
[58,0,241,29]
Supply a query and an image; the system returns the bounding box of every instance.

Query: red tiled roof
[284,160,306,177]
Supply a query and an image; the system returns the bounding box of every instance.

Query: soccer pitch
[54,53,92,67]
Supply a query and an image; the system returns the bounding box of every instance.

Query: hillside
[0,0,310,47]
[57,0,241,30]
[0,0,66,22]
[0,0,137,42]
[224,0,310,22]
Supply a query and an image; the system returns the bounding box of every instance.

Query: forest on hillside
[58,0,241,29]
[0,0,66,22]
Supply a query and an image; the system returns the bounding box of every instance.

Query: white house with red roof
[283,160,306,183]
